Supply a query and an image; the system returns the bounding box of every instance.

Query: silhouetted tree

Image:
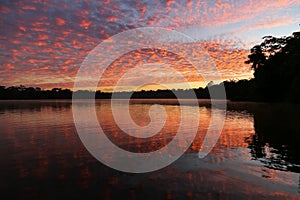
[245,31,300,102]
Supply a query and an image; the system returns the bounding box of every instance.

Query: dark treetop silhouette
[0,31,299,102]
[245,31,300,102]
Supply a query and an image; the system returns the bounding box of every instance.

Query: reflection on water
[0,100,299,199]
[249,104,300,173]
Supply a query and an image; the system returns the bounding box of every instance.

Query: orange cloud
[79,19,91,30]
[22,5,36,10]
[19,26,26,32]
[38,34,49,40]
[107,16,119,22]
[166,0,176,6]
[55,17,66,26]
[252,16,295,29]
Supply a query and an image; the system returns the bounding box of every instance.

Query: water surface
[0,100,299,199]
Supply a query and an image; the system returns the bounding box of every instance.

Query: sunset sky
[1,0,299,91]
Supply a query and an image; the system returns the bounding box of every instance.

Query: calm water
[0,100,299,199]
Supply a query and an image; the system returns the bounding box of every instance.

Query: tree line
[0,31,299,102]
[0,80,255,100]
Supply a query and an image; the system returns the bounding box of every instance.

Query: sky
[0,0,300,91]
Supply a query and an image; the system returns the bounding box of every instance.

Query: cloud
[0,0,297,90]
[252,16,295,30]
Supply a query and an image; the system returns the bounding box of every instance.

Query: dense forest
[0,31,299,102]
[245,30,300,102]
[0,80,254,100]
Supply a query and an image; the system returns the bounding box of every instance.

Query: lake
[0,99,299,199]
